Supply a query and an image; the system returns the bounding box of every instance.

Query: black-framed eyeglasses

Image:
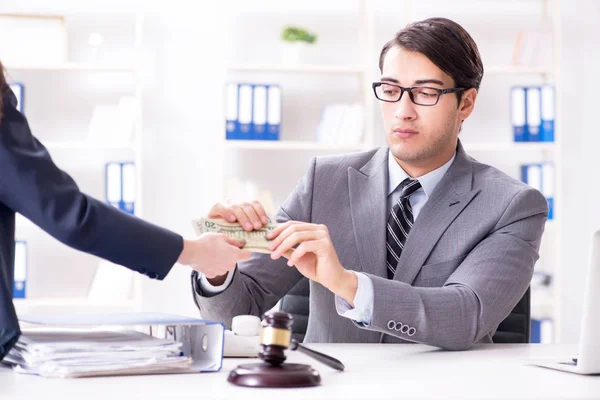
[372,82,465,106]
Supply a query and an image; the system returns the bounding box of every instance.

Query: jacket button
[149,272,159,279]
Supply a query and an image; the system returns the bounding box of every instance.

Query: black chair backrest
[492,287,531,343]
[280,277,531,344]
[278,278,310,342]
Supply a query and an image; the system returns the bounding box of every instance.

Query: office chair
[278,278,310,342]
[280,278,531,344]
[492,287,531,343]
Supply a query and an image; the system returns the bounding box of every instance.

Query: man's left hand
[267,221,357,305]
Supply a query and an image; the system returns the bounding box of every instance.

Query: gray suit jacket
[193,141,548,350]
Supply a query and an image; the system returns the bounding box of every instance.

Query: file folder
[526,87,541,142]
[542,162,554,220]
[225,83,239,140]
[540,85,555,142]
[521,163,554,220]
[13,240,27,299]
[105,162,122,209]
[121,162,136,215]
[511,87,527,142]
[252,85,268,140]
[521,164,542,192]
[105,162,135,215]
[267,84,281,141]
[237,84,253,140]
[17,312,225,374]
[9,82,24,113]
[531,318,554,343]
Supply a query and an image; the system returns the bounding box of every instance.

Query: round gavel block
[228,363,321,388]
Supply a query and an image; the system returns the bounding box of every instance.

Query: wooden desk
[1,344,598,399]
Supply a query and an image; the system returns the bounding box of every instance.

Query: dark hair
[0,60,6,121]
[378,17,484,101]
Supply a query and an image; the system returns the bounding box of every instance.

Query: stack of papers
[3,327,192,378]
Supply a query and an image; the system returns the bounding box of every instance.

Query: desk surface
[1,343,598,400]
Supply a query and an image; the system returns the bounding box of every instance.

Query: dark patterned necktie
[386,178,422,279]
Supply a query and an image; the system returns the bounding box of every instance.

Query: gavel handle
[290,339,345,371]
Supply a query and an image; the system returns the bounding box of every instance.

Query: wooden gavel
[258,310,345,371]
[228,310,345,388]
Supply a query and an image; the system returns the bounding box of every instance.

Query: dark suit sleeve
[0,90,182,280]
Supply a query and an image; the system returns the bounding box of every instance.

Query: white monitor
[528,230,600,374]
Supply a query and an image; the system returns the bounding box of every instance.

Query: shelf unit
[4,62,137,72]
[224,0,562,341]
[6,12,145,316]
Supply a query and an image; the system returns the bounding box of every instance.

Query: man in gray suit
[192,17,548,350]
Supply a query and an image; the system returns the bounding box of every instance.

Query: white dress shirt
[199,149,456,326]
[335,150,456,324]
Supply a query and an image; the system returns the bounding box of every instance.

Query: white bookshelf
[224,140,367,151]
[227,63,366,75]
[485,66,554,75]
[43,141,137,151]
[7,12,145,316]
[462,142,556,153]
[3,62,137,72]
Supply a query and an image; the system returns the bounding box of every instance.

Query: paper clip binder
[9,83,25,113]
[14,312,225,376]
[238,84,253,140]
[511,86,527,142]
[252,85,268,140]
[542,162,555,220]
[105,162,122,209]
[526,86,542,142]
[267,85,281,141]
[540,85,555,142]
[13,240,27,299]
[105,162,135,215]
[121,162,136,215]
[225,83,239,140]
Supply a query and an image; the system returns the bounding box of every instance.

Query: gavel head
[258,310,294,366]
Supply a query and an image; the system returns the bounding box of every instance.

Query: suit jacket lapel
[394,141,481,283]
[348,147,388,277]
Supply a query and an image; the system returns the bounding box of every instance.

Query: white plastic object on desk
[223,315,261,358]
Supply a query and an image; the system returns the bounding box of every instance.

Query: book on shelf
[316,103,364,146]
[0,14,67,66]
[512,29,553,69]
[87,97,136,146]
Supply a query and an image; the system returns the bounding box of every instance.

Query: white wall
[557,0,600,343]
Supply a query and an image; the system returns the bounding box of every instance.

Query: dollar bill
[191,217,280,254]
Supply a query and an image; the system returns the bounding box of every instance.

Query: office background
[2,0,599,345]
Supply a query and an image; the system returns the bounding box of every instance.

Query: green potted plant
[281,26,318,64]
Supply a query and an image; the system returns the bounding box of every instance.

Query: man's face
[379,46,475,173]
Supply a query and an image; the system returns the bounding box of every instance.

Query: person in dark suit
[0,61,251,360]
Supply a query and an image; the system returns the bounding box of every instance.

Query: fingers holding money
[223,235,247,249]
[208,201,270,231]
[178,233,251,279]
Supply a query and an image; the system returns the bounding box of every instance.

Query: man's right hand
[196,200,270,284]
[177,233,251,280]
[208,201,270,232]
